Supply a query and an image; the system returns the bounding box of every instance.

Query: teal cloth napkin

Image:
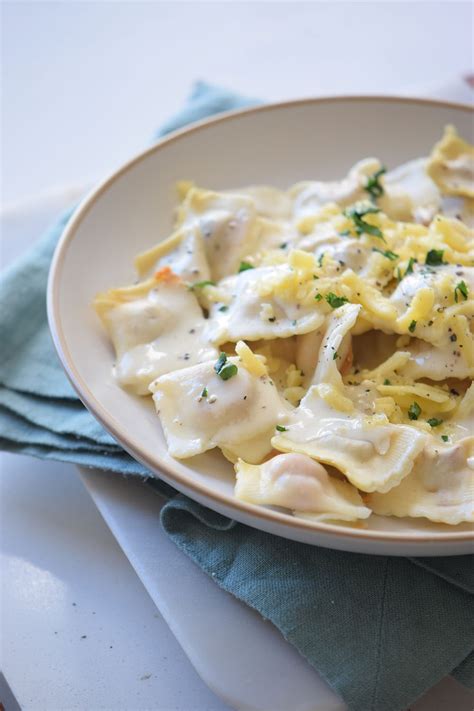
[1,82,473,711]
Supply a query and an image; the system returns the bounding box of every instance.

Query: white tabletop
[3,1,472,207]
[0,454,229,711]
[1,3,473,709]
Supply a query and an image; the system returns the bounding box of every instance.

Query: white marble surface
[0,453,229,711]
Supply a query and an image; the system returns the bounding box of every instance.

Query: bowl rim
[47,94,474,544]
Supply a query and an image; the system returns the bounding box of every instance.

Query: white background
[2,0,473,206]
[1,2,473,710]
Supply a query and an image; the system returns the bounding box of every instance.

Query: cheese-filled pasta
[95,126,474,525]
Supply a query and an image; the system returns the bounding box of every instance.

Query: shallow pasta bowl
[48,96,474,556]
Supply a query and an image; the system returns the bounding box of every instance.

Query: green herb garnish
[214,352,238,380]
[372,247,399,261]
[383,378,391,385]
[333,351,339,360]
[454,280,468,303]
[280,242,288,249]
[218,305,229,312]
[425,249,445,266]
[427,418,443,428]
[404,257,417,276]
[201,387,208,398]
[408,402,421,420]
[364,166,386,200]
[408,320,417,333]
[441,435,449,442]
[318,253,325,268]
[276,425,288,432]
[238,261,254,273]
[326,292,349,309]
[343,203,384,240]
[314,293,323,302]
[219,363,238,380]
[214,353,227,374]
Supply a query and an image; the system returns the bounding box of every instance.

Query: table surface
[3,1,473,207]
[1,3,473,710]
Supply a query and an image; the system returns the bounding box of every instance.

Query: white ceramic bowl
[48,96,474,556]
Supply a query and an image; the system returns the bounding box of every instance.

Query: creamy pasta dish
[94,126,474,526]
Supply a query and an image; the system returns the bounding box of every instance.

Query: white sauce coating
[97,279,218,395]
[150,359,291,462]
[95,126,474,524]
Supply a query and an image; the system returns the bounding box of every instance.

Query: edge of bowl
[47,94,474,547]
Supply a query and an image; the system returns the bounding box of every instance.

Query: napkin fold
[1,81,473,711]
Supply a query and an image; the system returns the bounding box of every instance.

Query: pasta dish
[94,126,474,526]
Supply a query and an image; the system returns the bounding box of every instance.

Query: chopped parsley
[405,257,417,276]
[326,292,349,309]
[425,249,445,266]
[218,363,238,380]
[238,261,254,273]
[427,418,443,428]
[383,378,391,385]
[339,230,351,237]
[372,247,399,261]
[314,293,323,302]
[214,352,238,381]
[218,305,229,312]
[343,203,384,240]
[364,166,386,200]
[279,242,288,249]
[454,280,468,303]
[201,387,208,398]
[333,351,339,360]
[214,353,227,373]
[408,402,421,421]
[441,435,449,442]
[190,280,216,289]
[408,320,417,333]
[318,253,325,268]
[276,425,288,432]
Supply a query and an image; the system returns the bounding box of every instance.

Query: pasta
[94,126,474,526]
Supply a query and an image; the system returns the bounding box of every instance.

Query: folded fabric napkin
[1,81,473,711]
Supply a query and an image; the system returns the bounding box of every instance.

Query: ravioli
[235,453,371,521]
[229,185,293,220]
[95,124,474,527]
[378,158,441,223]
[149,351,291,462]
[272,304,428,492]
[355,263,474,348]
[427,125,474,198]
[93,270,218,395]
[206,264,326,345]
[368,437,474,524]
[291,158,383,220]
[134,224,211,283]
[400,339,474,381]
[176,187,260,280]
